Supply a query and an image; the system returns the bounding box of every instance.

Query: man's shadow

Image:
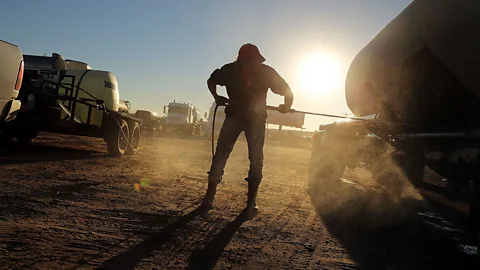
[98,205,209,270]
[187,212,250,270]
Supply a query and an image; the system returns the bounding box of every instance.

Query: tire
[372,164,404,195]
[308,132,348,189]
[308,132,353,215]
[126,122,140,155]
[106,119,129,157]
[371,153,424,195]
[15,130,38,145]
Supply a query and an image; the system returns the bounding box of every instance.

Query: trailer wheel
[126,122,140,155]
[107,119,129,157]
[372,154,424,195]
[308,132,348,189]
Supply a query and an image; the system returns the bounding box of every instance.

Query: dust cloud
[307,139,426,230]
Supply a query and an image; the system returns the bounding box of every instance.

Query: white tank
[65,60,91,70]
[59,69,120,127]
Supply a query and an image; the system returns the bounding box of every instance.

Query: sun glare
[298,53,341,94]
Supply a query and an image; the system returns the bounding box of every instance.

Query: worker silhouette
[202,43,294,218]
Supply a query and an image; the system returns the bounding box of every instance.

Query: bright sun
[298,53,341,94]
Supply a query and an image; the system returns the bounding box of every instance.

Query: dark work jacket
[209,61,290,121]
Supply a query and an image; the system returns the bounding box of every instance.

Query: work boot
[242,180,259,219]
[201,182,217,209]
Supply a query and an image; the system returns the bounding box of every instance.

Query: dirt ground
[0,132,479,269]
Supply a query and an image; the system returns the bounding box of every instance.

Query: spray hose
[209,101,369,159]
[211,104,219,159]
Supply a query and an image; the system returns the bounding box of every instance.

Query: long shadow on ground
[309,175,480,269]
[98,206,209,270]
[0,142,105,165]
[187,213,248,270]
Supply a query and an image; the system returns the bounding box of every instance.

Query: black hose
[211,104,219,159]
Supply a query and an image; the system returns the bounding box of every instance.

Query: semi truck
[162,101,201,135]
[309,0,480,238]
[0,40,24,144]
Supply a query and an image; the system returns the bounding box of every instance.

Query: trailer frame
[3,64,142,157]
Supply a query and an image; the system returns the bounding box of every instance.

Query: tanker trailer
[310,0,480,227]
[8,54,141,156]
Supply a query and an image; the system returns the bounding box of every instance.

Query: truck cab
[163,101,201,135]
[0,40,24,128]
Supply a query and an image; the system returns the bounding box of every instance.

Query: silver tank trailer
[346,0,480,131]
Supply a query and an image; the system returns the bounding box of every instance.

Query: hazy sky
[1,0,412,130]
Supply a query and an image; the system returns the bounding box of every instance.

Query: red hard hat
[238,43,266,63]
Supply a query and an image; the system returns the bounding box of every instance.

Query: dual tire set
[106,119,140,157]
[309,131,425,193]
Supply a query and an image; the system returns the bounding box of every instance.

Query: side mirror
[204,112,207,119]
[163,105,166,114]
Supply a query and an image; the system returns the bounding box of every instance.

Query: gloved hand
[278,104,291,114]
[215,96,229,106]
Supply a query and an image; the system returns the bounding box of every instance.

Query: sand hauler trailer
[2,53,141,156]
[309,0,480,227]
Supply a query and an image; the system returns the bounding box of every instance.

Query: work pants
[208,116,266,187]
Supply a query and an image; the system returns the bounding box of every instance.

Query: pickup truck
[134,110,161,130]
[0,40,24,143]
